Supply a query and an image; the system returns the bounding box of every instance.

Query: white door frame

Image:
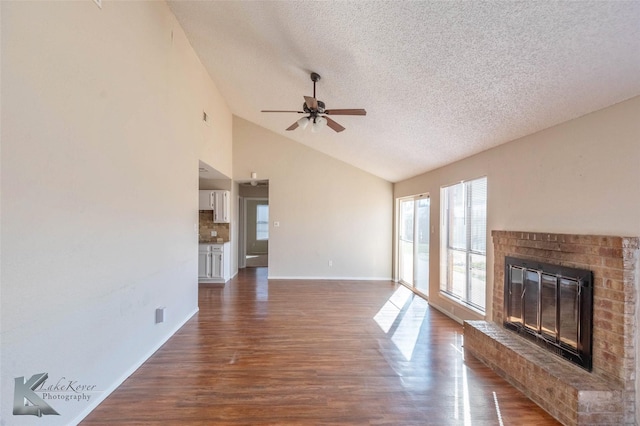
[238,196,246,269]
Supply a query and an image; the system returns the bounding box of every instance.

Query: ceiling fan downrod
[310,72,320,99]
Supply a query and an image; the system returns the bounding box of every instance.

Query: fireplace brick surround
[463,231,638,425]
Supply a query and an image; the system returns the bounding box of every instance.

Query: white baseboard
[267,275,392,281]
[429,302,464,324]
[70,307,199,425]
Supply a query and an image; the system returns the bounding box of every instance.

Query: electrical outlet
[155,307,166,324]
[211,231,217,237]
[328,260,333,267]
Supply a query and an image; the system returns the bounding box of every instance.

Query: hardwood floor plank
[82,268,560,425]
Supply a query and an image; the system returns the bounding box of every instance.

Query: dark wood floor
[82,268,560,425]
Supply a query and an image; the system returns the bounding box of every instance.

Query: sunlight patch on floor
[493,391,505,426]
[390,296,428,361]
[373,286,412,333]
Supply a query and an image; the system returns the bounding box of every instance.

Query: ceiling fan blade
[324,116,345,133]
[304,96,318,110]
[262,110,305,113]
[325,109,367,116]
[286,121,299,131]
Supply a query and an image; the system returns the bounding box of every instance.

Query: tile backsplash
[198,211,230,242]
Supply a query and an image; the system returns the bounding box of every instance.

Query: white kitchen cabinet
[211,246,223,279]
[222,242,231,281]
[198,190,230,223]
[198,190,214,210]
[212,190,230,223]
[198,247,211,278]
[198,243,230,284]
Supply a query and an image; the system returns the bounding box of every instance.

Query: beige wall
[199,178,232,191]
[233,117,393,279]
[394,96,640,323]
[1,2,232,424]
[239,184,269,198]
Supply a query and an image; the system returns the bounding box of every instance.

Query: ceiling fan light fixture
[262,72,365,133]
[297,116,310,130]
[311,116,327,133]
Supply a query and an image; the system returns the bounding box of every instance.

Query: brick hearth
[463,231,638,425]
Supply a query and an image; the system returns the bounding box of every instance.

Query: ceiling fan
[261,72,366,133]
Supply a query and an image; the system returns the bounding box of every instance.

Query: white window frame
[440,176,487,313]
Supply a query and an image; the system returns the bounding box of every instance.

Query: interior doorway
[238,180,269,269]
[398,194,430,296]
[244,198,269,267]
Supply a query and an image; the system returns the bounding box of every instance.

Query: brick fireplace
[464,231,638,425]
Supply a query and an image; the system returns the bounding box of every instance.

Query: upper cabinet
[212,190,230,223]
[199,190,230,223]
[199,190,214,210]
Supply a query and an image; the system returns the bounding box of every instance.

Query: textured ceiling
[168,1,640,182]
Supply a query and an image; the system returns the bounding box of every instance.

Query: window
[440,177,487,312]
[256,204,269,241]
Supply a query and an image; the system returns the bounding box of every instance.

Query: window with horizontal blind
[440,177,487,312]
[256,204,269,241]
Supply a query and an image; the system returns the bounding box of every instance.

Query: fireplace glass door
[523,270,540,332]
[503,257,593,370]
[559,278,579,347]
[507,266,523,324]
[540,273,557,341]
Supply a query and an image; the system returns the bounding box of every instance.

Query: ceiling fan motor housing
[303,100,325,114]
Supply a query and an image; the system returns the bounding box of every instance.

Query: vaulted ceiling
[168,1,640,182]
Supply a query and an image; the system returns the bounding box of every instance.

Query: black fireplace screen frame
[503,256,593,371]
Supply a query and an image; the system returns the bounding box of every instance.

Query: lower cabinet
[198,243,230,284]
[198,249,210,278]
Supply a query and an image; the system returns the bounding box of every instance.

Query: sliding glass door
[398,195,430,295]
[399,199,415,286]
